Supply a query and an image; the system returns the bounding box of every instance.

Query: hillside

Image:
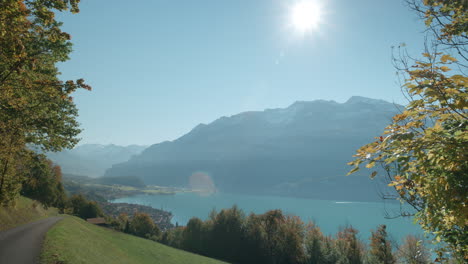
[0,197,58,231]
[46,144,147,177]
[40,216,226,264]
[105,96,402,201]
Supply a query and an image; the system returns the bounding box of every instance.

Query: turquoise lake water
[113,192,422,243]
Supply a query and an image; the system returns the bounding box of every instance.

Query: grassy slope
[41,216,227,264]
[0,196,58,231]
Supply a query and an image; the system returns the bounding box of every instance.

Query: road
[0,216,63,264]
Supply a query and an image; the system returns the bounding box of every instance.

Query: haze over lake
[113,192,422,242]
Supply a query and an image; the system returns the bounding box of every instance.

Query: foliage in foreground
[159,206,432,264]
[0,0,90,206]
[348,0,467,260]
[41,215,225,264]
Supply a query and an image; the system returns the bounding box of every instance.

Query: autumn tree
[243,209,306,264]
[278,215,307,264]
[305,222,325,264]
[397,235,431,264]
[130,212,161,239]
[335,225,365,264]
[320,236,342,264]
[348,0,467,260]
[304,222,344,264]
[405,0,468,64]
[369,225,396,264]
[0,0,90,205]
[21,152,66,209]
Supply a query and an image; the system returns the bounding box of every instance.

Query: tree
[335,225,364,264]
[348,0,467,260]
[321,236,342,264]
[117,213,130,232]
[68,194,87,217]
[161,226,185,248]
[130,212,160,239]
[209,206,246,262]
[182,217,206,254]
[305,222,326,264]
[68,194,102,219]
[405,0,468,64]
[0,0,90,206]
[81,201,103,219]
[397,235,431,264]
[243,209,306,264]
[369,225,396,264]
[21,152,66,209]
[277,215,306,264]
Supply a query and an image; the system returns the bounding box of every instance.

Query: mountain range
[47,144,147,177]
[104,96,402,201]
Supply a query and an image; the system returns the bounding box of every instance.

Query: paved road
[0,217,63,264]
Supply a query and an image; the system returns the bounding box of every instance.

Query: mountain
[105,96,402,201]
[47,144,147,177]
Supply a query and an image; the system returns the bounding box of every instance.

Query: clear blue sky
[56,0,427,146]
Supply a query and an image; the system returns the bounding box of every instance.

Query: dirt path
[0,216,63,264]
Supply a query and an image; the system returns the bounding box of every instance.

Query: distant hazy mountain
[105,96,402,201]
[47,144,147,177]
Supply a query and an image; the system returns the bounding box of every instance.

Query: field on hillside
[0,196,58,231]
[41,216,227,264]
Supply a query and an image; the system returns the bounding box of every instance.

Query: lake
[112,192,422,243]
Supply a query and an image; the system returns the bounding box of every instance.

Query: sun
[290,0,322,34]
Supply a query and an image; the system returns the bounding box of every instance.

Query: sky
[56,0,428,146]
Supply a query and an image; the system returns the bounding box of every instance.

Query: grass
[41,216,227,264]
[0,196,58,231]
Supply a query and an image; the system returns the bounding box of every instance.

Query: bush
[68,194,103,219]
[130,212,160,240]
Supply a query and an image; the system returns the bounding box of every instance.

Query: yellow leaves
[349,43,466,257]
[450,75,468,87]
[432,122,443,132]
[440,66,451,72]
[405,121,423,129]
[424,16,434,27]
[392,113,407,122]
[389,175,408,190]
[358,144,379,155]
[365,161,375,169]
[454,99,468,109]
[440,54,457,63]
[346,166,359,176]
[444,88,460,95]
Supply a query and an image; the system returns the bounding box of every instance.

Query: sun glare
[290,0,322,34]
